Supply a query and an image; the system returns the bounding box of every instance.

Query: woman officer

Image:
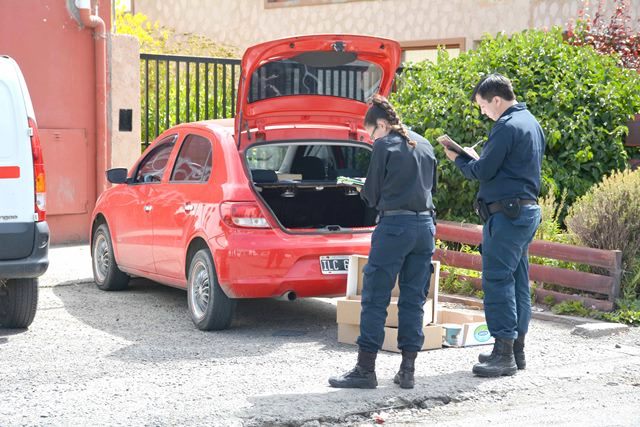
[329,95,438,389]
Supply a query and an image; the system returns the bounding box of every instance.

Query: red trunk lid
[234,35,401,149]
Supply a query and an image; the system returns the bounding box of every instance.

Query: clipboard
[436,134,480,160]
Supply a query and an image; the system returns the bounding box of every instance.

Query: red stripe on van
[0,166,20,179]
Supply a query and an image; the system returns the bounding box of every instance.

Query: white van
[0,56,49,329]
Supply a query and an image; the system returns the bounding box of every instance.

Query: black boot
[513,334,526,370]
[472,338,517,377]
[329,349,378,389]
[478,334,526,370]
[393,350,417,389]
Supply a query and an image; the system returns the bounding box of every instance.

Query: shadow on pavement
[0,328,27,338]
[239,370,486,425]
[52,278,350,363]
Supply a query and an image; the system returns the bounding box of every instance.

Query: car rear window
[246,143,371,181]
[248,51,382,103]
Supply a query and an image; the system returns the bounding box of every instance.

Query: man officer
[444,74,544,377]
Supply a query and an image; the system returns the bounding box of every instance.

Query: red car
[90,35,401,330]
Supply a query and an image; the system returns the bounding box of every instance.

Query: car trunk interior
[257,184,377,230]
[246,142,376,231]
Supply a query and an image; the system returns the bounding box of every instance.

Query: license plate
[320,256,350,275]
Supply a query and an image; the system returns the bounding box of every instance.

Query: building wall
[0,0,115,244]
[109,34,142,170]
[134,0,640,52]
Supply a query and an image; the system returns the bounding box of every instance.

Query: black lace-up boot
[393,350,417,389]
[478,334,526,370]
[328,349,378,389]
[472,338,517,377]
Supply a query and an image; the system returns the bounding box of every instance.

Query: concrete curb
[572,322,629,338]
[440,293,601,326]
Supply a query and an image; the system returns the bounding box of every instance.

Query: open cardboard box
[337,323,443,353]
[336,296,433,328]
[438,308,494,347]
[336,257,442,353]
[345,256,440,324]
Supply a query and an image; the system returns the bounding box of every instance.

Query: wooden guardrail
[433,220,623,311]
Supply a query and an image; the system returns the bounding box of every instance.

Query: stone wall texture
[134,0,640,52]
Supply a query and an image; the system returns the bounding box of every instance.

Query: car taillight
[28,117,46,222]
[220,202,271,229]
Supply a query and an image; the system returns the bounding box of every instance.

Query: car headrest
[251,169,278,183]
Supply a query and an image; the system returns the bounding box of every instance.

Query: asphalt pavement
[0,244,639,426]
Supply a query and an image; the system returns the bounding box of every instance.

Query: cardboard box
[437,308,494,347]
[337,323,443,353]
[346,256,440,324]
[336,296,434,328]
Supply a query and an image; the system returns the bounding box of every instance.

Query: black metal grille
[140,53,241,147]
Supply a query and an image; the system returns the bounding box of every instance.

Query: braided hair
[364,94,416,147]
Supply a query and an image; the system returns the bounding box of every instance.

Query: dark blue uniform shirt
[361,130,437,212]
[454,103,545,203]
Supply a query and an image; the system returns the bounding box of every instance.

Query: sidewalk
[40,244,94,288]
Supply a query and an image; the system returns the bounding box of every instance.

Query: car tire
[92,223,129,291]
[187,249,236,331]
[0,278,38,328]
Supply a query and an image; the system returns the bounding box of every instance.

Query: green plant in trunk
[393,28,640,223]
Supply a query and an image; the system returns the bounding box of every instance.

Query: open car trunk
[247,141,377,232]
[258,183,377,231]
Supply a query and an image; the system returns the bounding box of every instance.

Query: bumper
[213,229,371,299]
[0,221,49,279]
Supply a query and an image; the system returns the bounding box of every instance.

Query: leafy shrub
[602,309,640,325]
[566,169,640,298]
[567,0,640,70]
[551,300,591,316]
[393,28,640,222]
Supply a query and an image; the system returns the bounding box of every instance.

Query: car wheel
[0,278,38,328]
[187,249,236,331]
[92,223,129,291]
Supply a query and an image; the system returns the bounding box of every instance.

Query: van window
[170,135,213,183]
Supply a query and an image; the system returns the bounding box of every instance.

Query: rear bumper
[213,229,371,299]
[0,221,49,279]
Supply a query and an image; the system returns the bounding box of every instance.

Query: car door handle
[144,204,153,213]
[184,202,194,212]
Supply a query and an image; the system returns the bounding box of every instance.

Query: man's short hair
[471,74,515,102]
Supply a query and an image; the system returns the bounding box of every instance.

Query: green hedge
[392,28,640,222]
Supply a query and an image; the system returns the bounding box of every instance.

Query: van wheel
[0,278,38,328]
[92,224,129,291]
[187,249,236,331]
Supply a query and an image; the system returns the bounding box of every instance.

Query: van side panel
[0,59,36,259]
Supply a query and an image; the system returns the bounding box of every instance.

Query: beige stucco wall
[134,0,639,52]
[109,34,141,169]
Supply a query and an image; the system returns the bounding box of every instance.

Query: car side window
[170,134,213,183]
[134,136,177,184]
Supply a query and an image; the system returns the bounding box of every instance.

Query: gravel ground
[1,245,639,426]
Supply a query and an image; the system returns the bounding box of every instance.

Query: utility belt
[380,209,435,217]
[377,209,436,225]
[473,198,536,223]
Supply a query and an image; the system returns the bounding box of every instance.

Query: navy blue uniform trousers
[481,205,541,340]
[357,214,436,353]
